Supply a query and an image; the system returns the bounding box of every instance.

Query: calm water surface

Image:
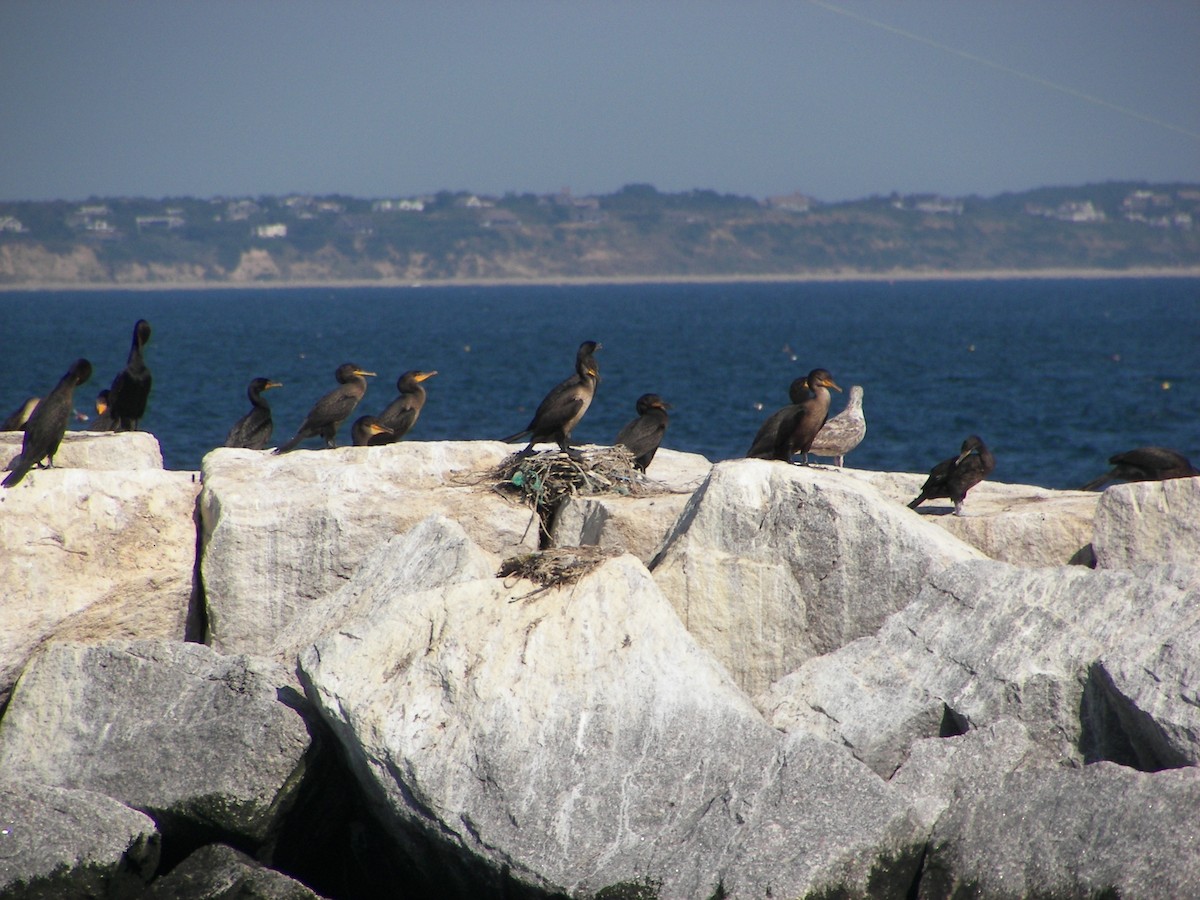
[2,278,1197,490]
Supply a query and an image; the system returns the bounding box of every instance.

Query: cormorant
[909,434,995,516]
[224,378,283,450]
[1,397,39,431]
[3,359,92,488]
[503,340,601,456]
[748,369,842,463]
[368,370,437,445]
[351,415,394,446]
[746,376,810,460]
[87,390,114,431]
[274,363,375,454]
[615,393,671,471]
[106,319,152,431]
[1081,447,1199,490]
[809,385,866,467]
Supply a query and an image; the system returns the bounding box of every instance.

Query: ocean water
[1,278,1197,490]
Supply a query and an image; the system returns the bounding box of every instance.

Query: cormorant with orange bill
[106,319,152,431]
[87,390,114,431]
[369,369,437,445]
[1081,447,1199,490]
[503,340,600,457]
[352,416,394,446]
[909,434,995,516]
[274,363,375,453]
[615,393,671,471]
[3,359,92,488]
[224,377,283,449]
[748,369,842,463]
[746,376,809,460]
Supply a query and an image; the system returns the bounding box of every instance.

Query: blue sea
[2,278,1197,490]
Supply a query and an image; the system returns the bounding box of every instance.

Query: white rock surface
[0,467,199,704]
[301,552,925,898]
[550,447,712,563]
[650,460,984,695]
[1,429,166,470]
[841,468,1100,566]
[274,514,500,662]
[199,440,538,656]
[760,560,1200,776]
[1091,476,1200,568]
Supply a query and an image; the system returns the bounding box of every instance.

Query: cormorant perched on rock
[274,363,375,454]
[224,378,283,450]
[615,393,671,471]
[106,319,152,431]
[3,359,92,488]
[368,369,437,445]
[351,415,393,446]
[1,397,39,431]
[909,434,995,516]
[747,368,842,463]
[87,390,114,431]
[503,340,600,456]
[746,376,809,461]
[1081,446,1199,490]
[809,385,866,467]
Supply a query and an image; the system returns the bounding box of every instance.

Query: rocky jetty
[0,433,1197,899]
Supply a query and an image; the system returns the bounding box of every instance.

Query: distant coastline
[4,266,1200,294]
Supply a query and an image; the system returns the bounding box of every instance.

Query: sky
[2,1,1198,203]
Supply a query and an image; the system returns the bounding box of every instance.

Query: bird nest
[498,545,621,593]
[491,445,660,508]
[489,445,664,545]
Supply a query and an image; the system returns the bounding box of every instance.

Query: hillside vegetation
[1,182,1198,286]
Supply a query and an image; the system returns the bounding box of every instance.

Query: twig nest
[498,545,621,590]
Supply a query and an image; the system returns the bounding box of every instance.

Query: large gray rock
[920,762,1200,898]
[301,552,925,899]
[760,561,1200,776]
[841,468,1100,566]
[199,440,538,656]
[1092,476,1200,568]
[0,430,166,471]
[0,468,200,705]
[0,641,311,846]
[273,514,499,662]
[889,719,1056,831]
[0,780,160,900]
[141,843,322,900]
[549,448,711,563]
[650,460,984,695]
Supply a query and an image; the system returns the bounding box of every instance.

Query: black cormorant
[86,390,114,432]
[368,369,437,445]
[106,319,152,431]
[1081,446,1199,490]
[748,369,842,463]
[3,359,92,488]
[809,385,866,467]
[615,393,671,471]
[1,397,39,431]
[746,377,810,460]
[224,378,283,450]
[351,415,394,446]
[274,363,375,454]
[909,434,995,516]
[503,340,600,456]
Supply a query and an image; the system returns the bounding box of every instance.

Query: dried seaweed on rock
[498,545,621,599]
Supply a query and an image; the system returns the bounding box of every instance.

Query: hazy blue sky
[2,1,1198,202]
